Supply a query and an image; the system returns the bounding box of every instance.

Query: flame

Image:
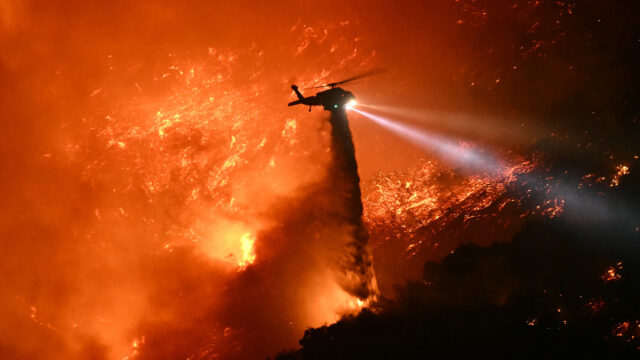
[199,218,259,271]
[238,232,256,270]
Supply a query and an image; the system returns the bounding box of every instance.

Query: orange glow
[238,232,256,269]
[3,1,623,359]
[199,218,259,270]
[122,336,145,360]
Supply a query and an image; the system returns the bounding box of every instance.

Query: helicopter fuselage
[288,85,355,111]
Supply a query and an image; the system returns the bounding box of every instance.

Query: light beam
[350,107,507,176]
[350,106,639,232]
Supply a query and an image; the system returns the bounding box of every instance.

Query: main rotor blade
[303,68,386,89]
[332,68,386,86]
[303,84,331,89]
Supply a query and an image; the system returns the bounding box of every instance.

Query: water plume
[326,109,378,300]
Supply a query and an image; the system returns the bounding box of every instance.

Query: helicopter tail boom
[291,85,304,100]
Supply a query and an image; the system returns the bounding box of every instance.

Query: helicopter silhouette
[288,69,383,112]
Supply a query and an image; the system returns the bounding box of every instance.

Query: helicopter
[287,69,382,112]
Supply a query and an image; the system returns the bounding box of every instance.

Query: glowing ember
[612,320,640,345]
[602,262,623,282]
[610,164,630,188]
[586,298,606,313]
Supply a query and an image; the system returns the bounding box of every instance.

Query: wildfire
[363,158,550,256]
[362,159,510,244]
[12,19,382,359]
[5,1,636,359]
